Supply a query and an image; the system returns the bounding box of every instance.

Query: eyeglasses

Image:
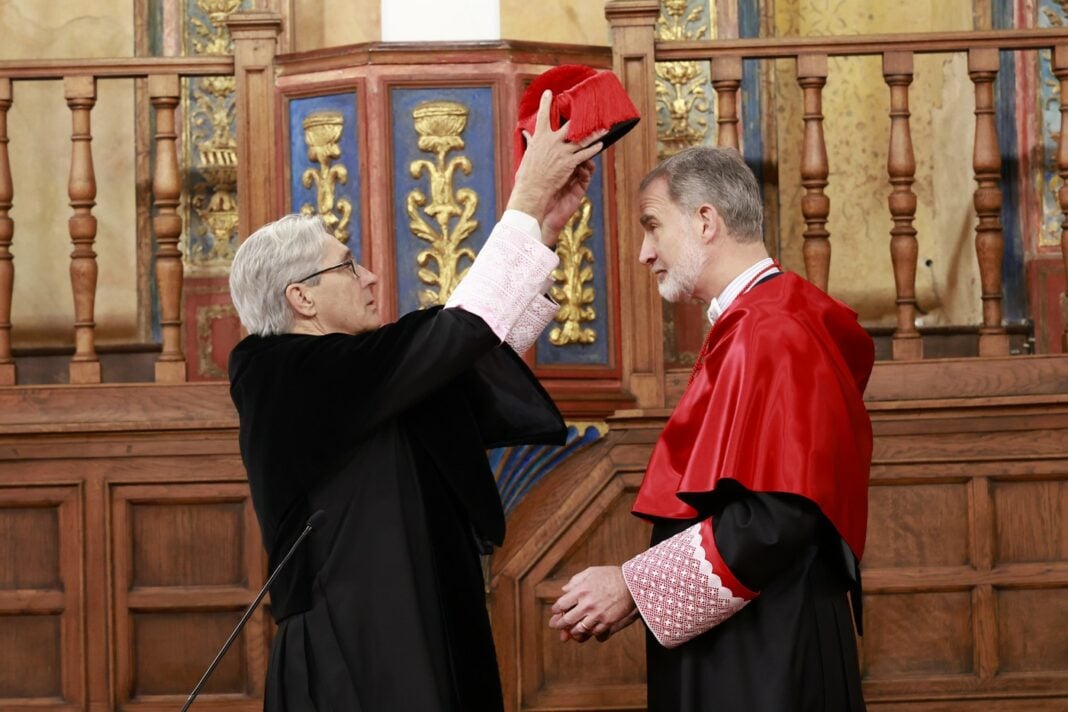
[286,259,358,292]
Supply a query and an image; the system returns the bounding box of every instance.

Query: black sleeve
[709,481,824,593]
[295,307,500,439]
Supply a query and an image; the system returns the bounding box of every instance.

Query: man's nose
[639,237,656,266]
[358,265,378,286]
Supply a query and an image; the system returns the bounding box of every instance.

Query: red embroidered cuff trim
[698,519,758,601]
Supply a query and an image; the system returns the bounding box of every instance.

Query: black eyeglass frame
[285,259,357,293]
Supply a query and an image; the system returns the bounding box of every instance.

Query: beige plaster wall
[500,0,611,45]
[2,0,137,348]
[292,0,380,51]
[773,0,981,327]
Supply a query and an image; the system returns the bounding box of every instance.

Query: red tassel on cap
[514,64,640,169]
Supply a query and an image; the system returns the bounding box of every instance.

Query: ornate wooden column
[606,0,664,409]
[969,48,1009,357]
[228,11,282,244]
[0,78,13,385]
[711,56,742,151]
[65,75,101,384]
[1055,45,1068,352]
[883,51,922,361]
[798,53,830,292]
[150,74,187,382]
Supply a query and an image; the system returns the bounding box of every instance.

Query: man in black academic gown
[227,91,605,711]
[549,147,875,711]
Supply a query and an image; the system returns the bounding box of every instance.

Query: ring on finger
[576,620,591,632]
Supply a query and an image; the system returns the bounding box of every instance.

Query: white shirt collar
[706,258,778,325]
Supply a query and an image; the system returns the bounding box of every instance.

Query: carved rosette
[407,101,479,306]
[299,111,353,242]
[550,198,597,346]
[656,0,714,159]
[183,0,246,273]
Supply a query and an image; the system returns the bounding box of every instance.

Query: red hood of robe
[632,272,875,559]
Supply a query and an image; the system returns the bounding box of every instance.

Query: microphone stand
[180,510,326,711]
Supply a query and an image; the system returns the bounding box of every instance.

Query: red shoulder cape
[632,273,875,559]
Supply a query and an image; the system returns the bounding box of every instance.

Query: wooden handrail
[0,56,233,80]
[656,27,1068,61]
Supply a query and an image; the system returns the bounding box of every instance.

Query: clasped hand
[548,565,640,643]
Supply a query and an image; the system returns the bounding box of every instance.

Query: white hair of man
[229,214,333,336]
[640,146,764,244]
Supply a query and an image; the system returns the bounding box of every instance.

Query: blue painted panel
[288,92,363,263]
[490,423,606,514]
[535,153,611,366]
[994,0,1026,322]
[739,0,765,189]
[391,86,498,315]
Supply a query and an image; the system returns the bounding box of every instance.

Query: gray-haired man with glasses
[226,91,604,711]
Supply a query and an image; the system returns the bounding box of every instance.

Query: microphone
[180,509,327,711]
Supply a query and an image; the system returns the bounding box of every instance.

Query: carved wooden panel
[493,390,1068,711]
[110,481,265,709]
[0,486,83,709]
[491,429,655,712]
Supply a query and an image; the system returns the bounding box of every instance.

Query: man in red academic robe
[549,146,874,711]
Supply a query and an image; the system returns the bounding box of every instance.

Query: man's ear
[696,203,720,244]
[285,283,317,318]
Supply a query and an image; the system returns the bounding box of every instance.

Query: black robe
[228,306,565,711]
[646,481,866,711]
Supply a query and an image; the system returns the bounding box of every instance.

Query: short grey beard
[657,236,706,303]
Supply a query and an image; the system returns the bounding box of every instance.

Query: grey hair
[229,214,332,336]
[640,146,763,243]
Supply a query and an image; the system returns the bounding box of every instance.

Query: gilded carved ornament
[549,198,598,346]
[407,101,480,307]
[183,0,244,271]
[656,0,713,158]
[299,112,353,243]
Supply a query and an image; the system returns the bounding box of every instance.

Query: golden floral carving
[407,101,479,306]
[183,0,244,272]
[656,0,714,158]
[549,197,597,346]
[299,111,353,242]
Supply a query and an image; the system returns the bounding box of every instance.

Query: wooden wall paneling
[606,0,665,409]
[0,485,83,709]
[228,11,283,244]
[109,481,264,708]
[491,427,656,712]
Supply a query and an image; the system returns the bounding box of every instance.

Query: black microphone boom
[180,509,326,711]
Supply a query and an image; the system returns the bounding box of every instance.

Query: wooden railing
[0,56,233,386]
[608,1,1068,369]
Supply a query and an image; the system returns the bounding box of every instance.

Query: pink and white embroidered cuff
[506,294,559,354]
[621,521,757,649]
[446,221,559,342]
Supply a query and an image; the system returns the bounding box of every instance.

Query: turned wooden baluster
[711,56,742,151]
[149,75,186,381]
[65,76,101,383]
[883,51,922,360]
[969,48,1010,357]
[798,53,830,292]
[1054,45,1068,352]
[0,78,13,385]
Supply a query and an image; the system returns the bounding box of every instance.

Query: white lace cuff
[446,220,558,341]
[506,293,559,355]
[621,521,755,649]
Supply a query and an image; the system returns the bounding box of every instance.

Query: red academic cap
[514,64,640,168]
